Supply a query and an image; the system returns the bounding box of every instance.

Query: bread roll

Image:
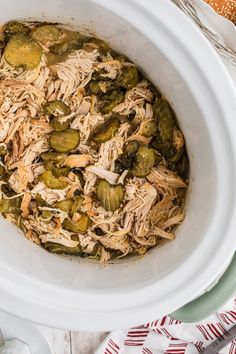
[204,0,236,24]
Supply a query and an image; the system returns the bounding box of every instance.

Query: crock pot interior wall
[0,0,216,291]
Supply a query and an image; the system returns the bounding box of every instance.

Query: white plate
[0,312,52,354]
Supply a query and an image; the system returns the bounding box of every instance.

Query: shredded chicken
[71,112,105,144]
[64,154,92,168]
[147,166,187,189]
[96,60,122,80]
[173,127,185,151]
[51,50,99,99]
[9,166,32,193]
[20,192,31,218]
[113,82,154,115]
[86,166,120,185]
[31,182,68,205]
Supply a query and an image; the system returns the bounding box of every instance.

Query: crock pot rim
[0,0,236,331]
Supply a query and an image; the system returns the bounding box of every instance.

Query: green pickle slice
[4,33,42,70]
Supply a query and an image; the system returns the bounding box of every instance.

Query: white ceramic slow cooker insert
[0,0,236,331]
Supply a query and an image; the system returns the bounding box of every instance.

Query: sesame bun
[204,0,236,24]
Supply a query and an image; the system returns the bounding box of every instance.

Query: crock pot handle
[170,253,236,323]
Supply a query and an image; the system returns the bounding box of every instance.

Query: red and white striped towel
[96,298,236,353]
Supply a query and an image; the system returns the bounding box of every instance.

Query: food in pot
[0,21,189,262]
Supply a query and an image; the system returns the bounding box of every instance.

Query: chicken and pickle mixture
[0,21,189,262]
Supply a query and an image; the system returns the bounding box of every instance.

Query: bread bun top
[205,0,236,24]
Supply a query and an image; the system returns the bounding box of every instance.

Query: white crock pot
[0,0,236,331]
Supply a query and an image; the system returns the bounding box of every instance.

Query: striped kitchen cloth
[95,298,236,353]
